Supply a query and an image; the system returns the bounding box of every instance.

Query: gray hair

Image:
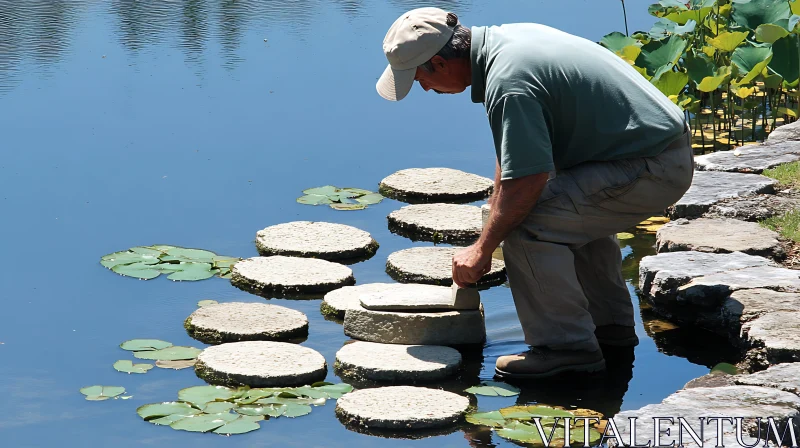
[419,24,471,72]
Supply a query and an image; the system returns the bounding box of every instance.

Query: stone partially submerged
[195,341,327,387]
[359,283,478,311]
[742,311,800,365]
[735,363,800,395]
[344,305,485,346]
[656,218,783,259]
[231,256,354,296]
[334,341,462,382]
[668,171,776,219]
[386,247,505,287]
[677,266,800,307]
[184,302,308,344]
[721,289,800,333]
[694,143,800,173]
[766,121,800,146]
[335,386,470,430]
[255,221,378,261]
[320,283,405,319]
[379,168,492,203]
[387,204,482,243]
[705,194,800,222]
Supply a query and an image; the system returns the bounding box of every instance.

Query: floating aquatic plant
[119,339,201,367]
[80,385,127,401]
[464,381,520,397]
[100,245,240,281]
[466,404,606,445]
[197,300,219,307]
[711,362,739,375]
[296,186,385,211]
[113,360,154,374]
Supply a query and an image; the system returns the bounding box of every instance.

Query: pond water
[0,1,742,446]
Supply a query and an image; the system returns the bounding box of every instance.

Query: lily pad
[138,402,200,420]
[120,339,173,352]
[466,410,506,427]
[711,362,739,375]
[297,185,383,210]
[617,232,635,240]
[297,194,333,205]
[170,413,237,432]
[312,383,353,399]
[100,251,160,269]
[197,300,219,307]
[303,185,338,196]
[113,360,154,374]
[166,263,215,281]
[80,385,126,401]
[465,381,520,397]
[204,402,235,414]
[155,359,197,370]
[100,246,239,281]
[213,417,261,435]
[282,403,312,418]
[134,346,202,361]
[111,262,162,280]
[178,385,236,407]
[355,193,384,205]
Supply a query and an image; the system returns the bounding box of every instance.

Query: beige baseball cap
[377,8,459,101]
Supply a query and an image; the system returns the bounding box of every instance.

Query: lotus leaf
[297,185,382,210]
[234,404,280,417]
[466,410,506,427]
[155,359,197,370]
[100,251,160,269]
[101,245,238,281]
[212,256,239,269]
[302,185,337,196]
[707,31,749,52]
[166,263,215,281]
[685,50,716,85]
[297,194,333,205]
[282,403,312,418]
[465,381,520,397]
[292,386,329,399]
[312,383,354,399]
[163,247,216,263]
[197,300,218,307]
[769,34,800,86]
[650,18,697,39]
[652,70,689,97]
[636,35,687,75]
[330,203,367,211]
[114,360,154,374]
[80,385,126,401]
[339,188,373,196]
[600,32,638,52]
[731,0,791,30]
[711,362,739,374]
[617,232,635,240]
[698,66,734,92]
[506,405,575,418]
[659,0,688,10]
[170,413,237,432]
[756,23,790,42]
[733,45,774,84]
[111,262,162,280]
[134,346,202,361]
[120,339,173,351]
[355,193,384,205]
[618,45,642,63]
[178,385,236,407]
[137,402,200,420]
[204,402,235,414]
[664,7,713,25]
[497,420,602,445]
[213,417,261,435]
[236,388,278,404]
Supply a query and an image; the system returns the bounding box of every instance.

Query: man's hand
[452,244,493,287]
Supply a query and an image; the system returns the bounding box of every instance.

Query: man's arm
[487,159,501,206]
[452,171,549,287]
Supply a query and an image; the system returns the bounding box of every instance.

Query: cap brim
[376,64,416,101]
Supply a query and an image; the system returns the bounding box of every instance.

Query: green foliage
[100,245,240,281]
[653,70,690,96]
[296,186,385,211]
[465,381,520,397]
[80,385,126,401]
[770,34,800,86]
[763,161,800,187]
[113,360,154,374]
[466,404,604,445]
[710,362,739,375]
[731,0,791,30]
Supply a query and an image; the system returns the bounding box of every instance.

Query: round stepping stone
[195,341,327,387]
[255,221,378,261]
[344,305,485,345]
[386,247,505,287]
[360,283,476,311]
[656,218,783,259]
[379,168,492,203]
[335,386,470,429]
[335,341,462,382]
[668,171,776,219]
[320,283,405,319]
[388,204,482,242]
[184,302,308,344]
[231,256,354,296]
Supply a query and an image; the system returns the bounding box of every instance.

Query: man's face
[413,57,468,95]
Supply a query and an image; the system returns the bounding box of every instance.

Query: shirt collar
[470,26,487,104]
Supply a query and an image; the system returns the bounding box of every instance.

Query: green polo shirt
[471,24,686,180]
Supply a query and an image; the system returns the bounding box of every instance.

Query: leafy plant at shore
[466,404,606,445]
[297,186,385,211]
[602,0,800,152]
[100,245,241,281]
[137,382,353,436]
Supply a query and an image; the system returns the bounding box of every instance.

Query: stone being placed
[742,311,800,364]
[335,386,470,430]
[387,203,482,243]
[735,363,800,395]
[705,194,800,222]
[231,256,354,296]
[359,283,478,311]
[386,247,506,287]
[344,305,485,346]
[667,171,776,219]
[677,266,800,307]
[612,386,800,447]
[694,143,800,173]
[184,302,308,344]
[766,121,800,146]
[656,218,783,259]
[334,341,462,382]
[379,168,492,203]
[481,203,491,227]
[320,283,404,319]
[639,251,776,304]
[195,341,327,387]
[721,289,800,333]
[255,221,378,261]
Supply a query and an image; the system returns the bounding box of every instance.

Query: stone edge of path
[667,171,777,220]
[183,303,309,345]
[387,205,482,244]
[333,341,463,383]
[655,218,784,260]
[378,169,492,204]
[230,257,356,297]
[343,305,486,346]
[385,248,506,288]
[254,222,379,262]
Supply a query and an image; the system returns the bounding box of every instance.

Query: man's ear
[430,55,449,74]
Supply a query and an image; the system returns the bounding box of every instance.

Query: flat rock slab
[639,251,775,305]
[766,121,800,146]
[255,221,378,261]
[334,341,462,382]
[335,386,470,430]
[678,266,800,307]
[721,289,800,331]
[386,247,506,287]
[379,168,492,203]
[705,194,800,222]
[195,341,327,387]
[388,204,482,243]
[359,283,478,311]
[231,256,354,296]
[656,218,782,259]
[344,305,485,346]
[321,283,404,319]
[742,311,800,363]
[694,143,800,173]
[184,302,308,344]
[668,171,776,219]
[735,363,800,395]
[613,386,800,447]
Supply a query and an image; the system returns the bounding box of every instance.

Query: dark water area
[0,1,740,446]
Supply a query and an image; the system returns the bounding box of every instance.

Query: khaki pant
[503,127,693,351]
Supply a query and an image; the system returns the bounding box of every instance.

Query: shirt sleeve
[487,94,554,180]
